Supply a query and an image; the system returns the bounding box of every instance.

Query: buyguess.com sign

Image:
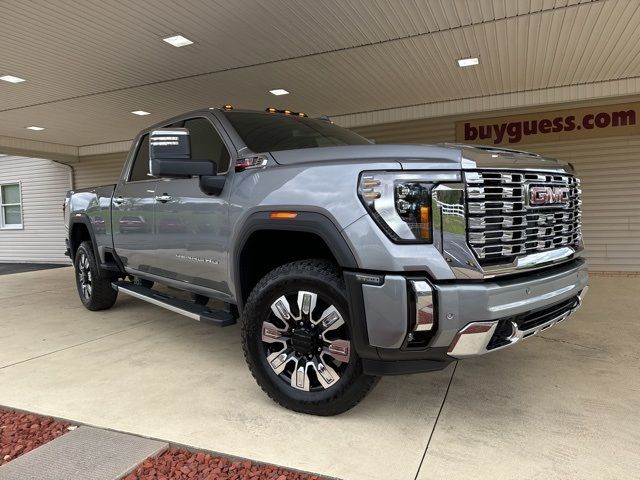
[455,102,638,146]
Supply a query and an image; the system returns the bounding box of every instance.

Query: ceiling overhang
[2,0,638,158]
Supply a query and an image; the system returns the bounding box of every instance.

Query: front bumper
[447,286,588,358]
[345,258,588,375]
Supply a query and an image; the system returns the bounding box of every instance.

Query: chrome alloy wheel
[261,291,351,392]
[77,252,93,300]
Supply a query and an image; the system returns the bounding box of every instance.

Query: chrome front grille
[464,170,582,263]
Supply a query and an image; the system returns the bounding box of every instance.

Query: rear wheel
[241,260,378,415]
[74,241,118,311]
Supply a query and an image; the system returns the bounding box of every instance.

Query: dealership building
[1,98,637,273]
[2,2,640,479]
[0,0,638,274]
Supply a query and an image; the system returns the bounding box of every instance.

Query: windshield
[223,111,371,152]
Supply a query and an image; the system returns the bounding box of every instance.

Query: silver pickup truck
[64,106,588,415]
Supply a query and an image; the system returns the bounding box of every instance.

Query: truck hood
[452,143,573,173]
[270,144,462,170]
[269,143,572,173]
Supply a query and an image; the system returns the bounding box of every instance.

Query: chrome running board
[112,281,236,327]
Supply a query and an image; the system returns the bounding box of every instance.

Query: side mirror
[149,128,216,178]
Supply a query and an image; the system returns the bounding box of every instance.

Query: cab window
[184,118,230,174]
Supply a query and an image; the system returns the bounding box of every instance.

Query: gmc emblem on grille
[526,185,570,207]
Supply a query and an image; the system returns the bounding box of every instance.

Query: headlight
[358,172,433,243]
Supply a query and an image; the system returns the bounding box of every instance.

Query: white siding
[354,119,640,273]
[0,155,72,263]
[73,153,126,189]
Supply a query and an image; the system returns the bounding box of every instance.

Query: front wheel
[241,260,379,415]
[74,241,118,311]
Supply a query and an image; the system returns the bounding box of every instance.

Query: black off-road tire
[74,241,118,311]
[241,259,379,416]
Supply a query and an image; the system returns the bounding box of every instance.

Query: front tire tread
[241,259,379,416]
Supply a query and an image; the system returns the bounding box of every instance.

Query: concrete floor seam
[412,361,458,480]
[536,334,606,352]
[0,320,156,370]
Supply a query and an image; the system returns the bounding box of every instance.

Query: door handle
[113,196,124,205]
[155,194,172,203]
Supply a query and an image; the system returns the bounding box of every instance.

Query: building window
[0,183,23,229]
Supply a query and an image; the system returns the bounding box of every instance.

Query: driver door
[151,116,234,298]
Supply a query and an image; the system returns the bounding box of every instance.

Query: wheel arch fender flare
[232,211,359,308]
[68,214,101,264]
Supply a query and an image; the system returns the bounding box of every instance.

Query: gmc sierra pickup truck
[64,106,588,415]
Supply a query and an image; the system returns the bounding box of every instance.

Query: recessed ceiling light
[0,75,26,83]
[26,126,45,131]
[269,88,290,96]
[457,57,479,67]
[162,34,194,47]
[131,110,150,116]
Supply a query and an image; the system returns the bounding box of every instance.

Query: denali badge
[526,185,570,207]
[175,253,219,264]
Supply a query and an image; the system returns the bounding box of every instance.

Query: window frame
[124,120,181,184]
[0,181,24,230]
[126,133,154,183]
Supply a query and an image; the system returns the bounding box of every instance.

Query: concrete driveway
[0,267,638,479]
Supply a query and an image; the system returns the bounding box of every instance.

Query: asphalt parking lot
[1,267,638,480]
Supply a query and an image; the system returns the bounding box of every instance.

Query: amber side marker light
[419,206,431,241]
[270,212,298,219]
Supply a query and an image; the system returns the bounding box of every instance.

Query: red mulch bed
[0,409,71,465]
[125,448,325,480]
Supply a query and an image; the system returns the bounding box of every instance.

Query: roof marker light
[265,107,307,117]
